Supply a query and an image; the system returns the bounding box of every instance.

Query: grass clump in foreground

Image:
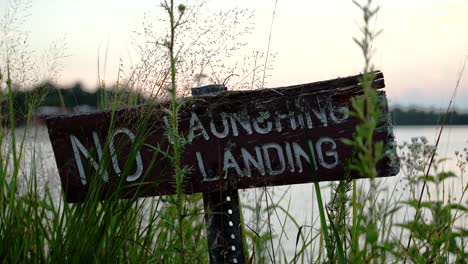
[1,0,467,263]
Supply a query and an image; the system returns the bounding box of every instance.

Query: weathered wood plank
[46,72,398,203]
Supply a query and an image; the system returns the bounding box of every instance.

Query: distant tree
[390,107,468,125]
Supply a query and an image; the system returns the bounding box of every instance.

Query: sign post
[192,84,246,264]
[46,71,399,262]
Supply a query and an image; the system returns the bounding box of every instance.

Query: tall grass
[0,0,467,263]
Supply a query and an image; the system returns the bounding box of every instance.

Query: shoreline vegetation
[4,81,468,126]
[1,0,467,262]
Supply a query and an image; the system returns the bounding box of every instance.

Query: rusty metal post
[192,85,246,264]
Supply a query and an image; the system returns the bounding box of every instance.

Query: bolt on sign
[46,71,399,203]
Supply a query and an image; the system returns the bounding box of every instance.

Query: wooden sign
[46,71,399,203]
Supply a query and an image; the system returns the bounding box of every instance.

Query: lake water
[237,125,468,259]
[6,125,468,260]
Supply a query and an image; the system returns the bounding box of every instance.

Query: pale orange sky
[2,0,468,108]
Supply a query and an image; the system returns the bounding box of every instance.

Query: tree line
[2,82,468,126]
[2,82,146,125]
[390,107,468,126]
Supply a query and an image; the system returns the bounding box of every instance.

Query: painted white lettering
[305,112,313,128]
[230,110,253,136]
[262,143,286,176]
[297,113,305,129]
[209,112,229,138]
[329,101,349,124]
[274,111,288,132]
[92,132,108,182]
[253,111,273,134]
[189,112,210,142]
[288,111,297,130]
[197,152,218,182]
[109,128,144,182]
[241,146,265,177]
[292,141,317,173]
[224,149,242,178]
[316,137,339,169]
[312,107,328,127]
[70,134,108,185]
[284,142,295,172]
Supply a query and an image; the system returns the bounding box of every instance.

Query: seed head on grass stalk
[160,0,189,262]
[126,0,259,97]
[0,1,70,261]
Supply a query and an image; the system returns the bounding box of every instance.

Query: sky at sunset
[2,0,468,109]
